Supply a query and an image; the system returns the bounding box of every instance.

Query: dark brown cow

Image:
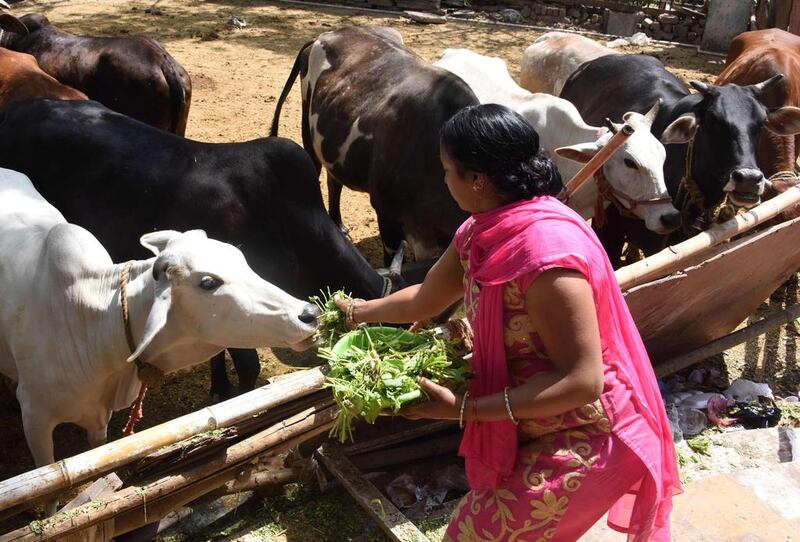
[0,13,191,135]
[716,29,800,183]
[270,27,478,264]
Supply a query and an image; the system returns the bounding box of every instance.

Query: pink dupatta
[455,196,681,539]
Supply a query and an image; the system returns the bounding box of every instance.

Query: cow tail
[163,58,191,136]
[270,40,314,137]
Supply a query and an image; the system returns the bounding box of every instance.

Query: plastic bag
[724,378,774,402]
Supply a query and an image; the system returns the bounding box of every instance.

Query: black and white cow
[271,26,478,264]
[560,54,800,266]
[0,99,405,399]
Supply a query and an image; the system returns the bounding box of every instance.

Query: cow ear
[660,113,699,145]
[0,14,28,35]
[140,230,182,256]
[555,141,599,164]
[127,279,171,363]
[765,106,800,136]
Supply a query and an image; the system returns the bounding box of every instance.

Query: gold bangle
[503,386,519,425]
[459,391,470,429]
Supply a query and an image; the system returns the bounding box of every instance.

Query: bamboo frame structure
[616,186,800,290]
[0,366,327,517]
[0,403,338,541]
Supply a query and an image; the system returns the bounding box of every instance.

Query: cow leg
[208,351,236,401]
[229,348,261,393]
[377,212,405,267]
[87,427,108,449]
[593,223,625,269]
[20,408,58,515]
[327,174,349,237]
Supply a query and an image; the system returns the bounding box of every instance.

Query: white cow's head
[556,101,682,234]
[128,230,319,368]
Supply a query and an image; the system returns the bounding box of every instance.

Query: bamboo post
[0,366,327,517]
[565,123,635,196]
[0,403,338,542]
[654,302,800,377]
[616,187,800,290]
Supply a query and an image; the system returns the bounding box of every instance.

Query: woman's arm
[402,267,605,421]
[336,240,465,325]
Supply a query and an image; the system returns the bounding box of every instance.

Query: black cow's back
[0,99,386,299]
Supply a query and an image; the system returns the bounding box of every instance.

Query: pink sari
[453,196,681,541]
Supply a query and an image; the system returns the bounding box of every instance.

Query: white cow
[436,49,680,234]
[520,31,619,96]
[0,168,319,490]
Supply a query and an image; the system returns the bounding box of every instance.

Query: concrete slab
[582,463,800,540]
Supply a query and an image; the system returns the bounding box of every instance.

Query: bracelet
[459,391,470,429]
[503,386,519,425]
[345,298,365,328]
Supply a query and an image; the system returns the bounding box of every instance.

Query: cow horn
[690,80,713,95]
[644,99,661,125]
[604,118,623,134]
[0,14,28,35]
[389,241,405,276]
[751,73,784,96]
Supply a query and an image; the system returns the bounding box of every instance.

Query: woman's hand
[397,377,461,420]
[333,295,365,331]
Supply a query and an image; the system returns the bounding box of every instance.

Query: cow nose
[298,303,320,325]
[731,168,765,192]
[660,210,681,231]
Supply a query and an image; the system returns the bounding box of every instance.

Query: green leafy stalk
[309,288,352,347]
[317,326,472,443]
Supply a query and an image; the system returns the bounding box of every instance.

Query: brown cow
[0,48,86,107]
[0,13,191,135]
[716,29,800,183]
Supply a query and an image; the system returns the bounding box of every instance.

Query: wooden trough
[1,176,799,539]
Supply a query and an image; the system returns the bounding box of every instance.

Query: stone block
[643,17,653,26]
[658,12,680,25]
[568,7,581,19]
[605,9,637,37]
[661,23,673,32]
[702,0,751,53]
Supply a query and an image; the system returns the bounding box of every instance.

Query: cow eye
[199,276,223,291]
[624,158,638,170]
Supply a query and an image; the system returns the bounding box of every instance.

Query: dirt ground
[0,0,797,538]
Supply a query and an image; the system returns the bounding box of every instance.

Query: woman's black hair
[440,104,563,201]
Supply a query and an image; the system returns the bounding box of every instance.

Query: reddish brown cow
[0,13,191,135]
[0,48,87,106]
[716,29,800,181]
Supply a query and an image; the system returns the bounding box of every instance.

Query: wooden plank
[625,217,800,363]
[59,520,114,542]
[654,302,800,377]
[61,473,123,512]
[316,443,431,542]
[342,420,455,456]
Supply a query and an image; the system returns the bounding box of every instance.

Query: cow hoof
[210,384,237,403]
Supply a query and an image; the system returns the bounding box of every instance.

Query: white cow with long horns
[0,167,319,507]
[435,48,682,234]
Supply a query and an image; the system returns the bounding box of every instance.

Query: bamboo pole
[616,187,800,290]
[0,403,338,542]
[0,366,327,517]
[654,302,800,378]
[565,123,635,196]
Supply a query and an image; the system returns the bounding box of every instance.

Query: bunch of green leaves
[309,288,351,347]
[319,326,472,443]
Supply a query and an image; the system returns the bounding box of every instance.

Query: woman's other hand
[398,377,460,420]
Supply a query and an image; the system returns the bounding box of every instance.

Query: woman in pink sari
[338,104,681,541]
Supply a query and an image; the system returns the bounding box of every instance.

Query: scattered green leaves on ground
[686,435,711,456]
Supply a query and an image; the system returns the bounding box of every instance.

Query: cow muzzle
[725,168,765,207]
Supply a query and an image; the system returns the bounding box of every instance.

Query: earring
[472,181,483,192]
